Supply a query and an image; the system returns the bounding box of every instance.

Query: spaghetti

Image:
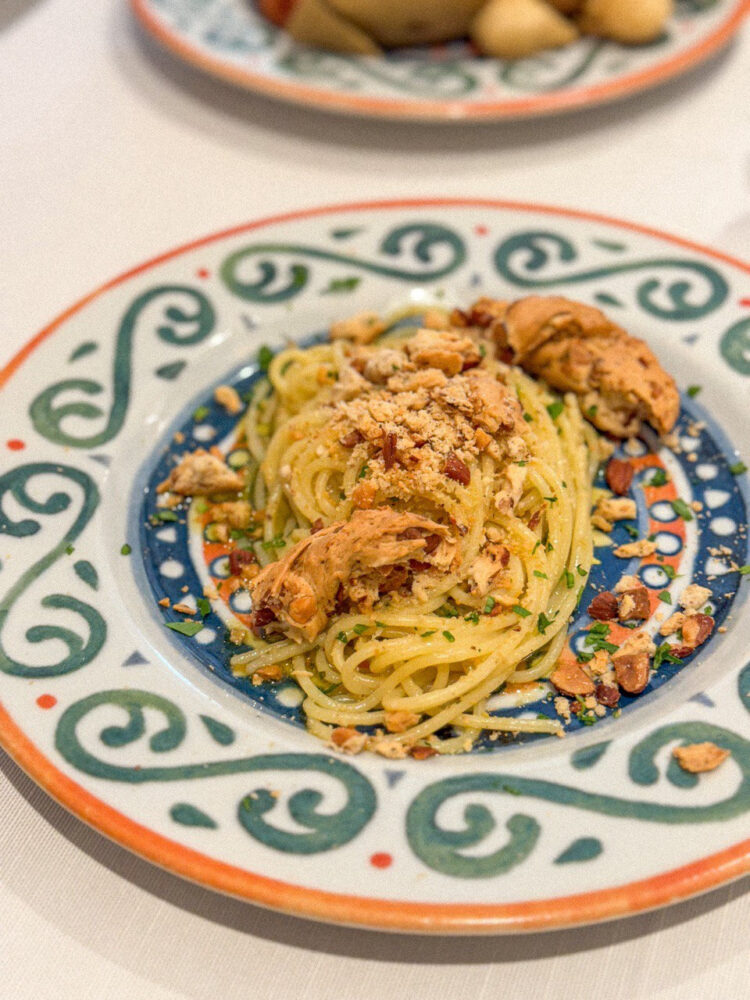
[228,309,602,755]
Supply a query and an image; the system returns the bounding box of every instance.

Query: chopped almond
[613,651,650,694]
[681,613,714,648]
[551,660,595,697]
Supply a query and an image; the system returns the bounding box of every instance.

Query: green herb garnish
[120,543,132,556]
[442,630,455,643]
[537,612,555,635]
[258,345,273,371]
[336,631,348,643]
[353,624,369,635]
[533,570,548,580]
[671,498,694,522]
[686,385,702,398]
[546,401,564,420]
[564,570,575,589]
[165,621,203,637]
[729,461,747,476]
[192,405,209,422]
[512,605,531,618]
[657,590,672,604]
[483,596,496,614]
[197,597,211,617]
[649,468,668,487]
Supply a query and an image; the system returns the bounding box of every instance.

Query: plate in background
[130,0,749,120]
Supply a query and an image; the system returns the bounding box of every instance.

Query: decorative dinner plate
[1,199,749,933]
[130,0,749,121]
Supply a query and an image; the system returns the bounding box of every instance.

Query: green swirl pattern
[720,316,750,375]
[407,711,750,877]
[278,50,478,97]
[494,231,729,320]
[498,39,610,92]
[30,286,215,448]
[55,689,377,854]
[0,463,105,677]
[220,223,467,303]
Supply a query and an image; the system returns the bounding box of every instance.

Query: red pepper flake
[228,548,256,575]
[382,431,398,470]
[443,452,471,486]
[409,745,438,760]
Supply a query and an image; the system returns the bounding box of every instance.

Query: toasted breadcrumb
[673,742,730,773]
[213,384,243,415]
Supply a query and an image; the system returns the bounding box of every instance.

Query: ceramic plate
[130,0,749,121]
[1,199,749,933]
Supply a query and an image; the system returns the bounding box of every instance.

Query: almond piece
[606,458,634,496]
[613,651,650,694]
[551,660,595,697]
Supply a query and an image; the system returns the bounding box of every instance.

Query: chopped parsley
[729,461,747,476]
[165,621,203,637]
[533,570,548,580]
[577,565,588,577]
[516,460,528,467]
[464,611,480,624]
[587,405,598,418]
[261,535,287,551]
[584,622,619,654]
[564,570,575,589]
[624,524,639,538]
[662,564,678,580]
[654,642,681,669]
[546,400,564,420]
[258,345,274,371]
[336,631,348,643]
[687,385,702,398]
[577,651,594,664]
[353,624,369,635]
[543,496,558,504]
[483,596,496,614]
[442,630,455,643]
[65,544,74,555]
[512,605,531,618]
[649,468,669,487]
[375,621,387,628]
[197,597,211,617]
[657,590,672,604]
[154,510,178,523]
[192,405,209,422]
[537,612,555,635]
[738,565,750,576]
[120,543,132,556]
[357,464,369,480]
[671,498,694,522]
[322,276,361,294]
[436,602,460,618]
[523,412,533,423]
[421,630,436,638]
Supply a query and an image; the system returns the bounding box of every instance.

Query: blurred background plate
[130,0,749,121]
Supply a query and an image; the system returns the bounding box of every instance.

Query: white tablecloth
[1,2,748,996]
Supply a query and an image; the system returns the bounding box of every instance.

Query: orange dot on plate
[36,694,57,709]
[7,439,25,450]
[474,225,488,236]
[370,852,392,869]
[196,268,210,279]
